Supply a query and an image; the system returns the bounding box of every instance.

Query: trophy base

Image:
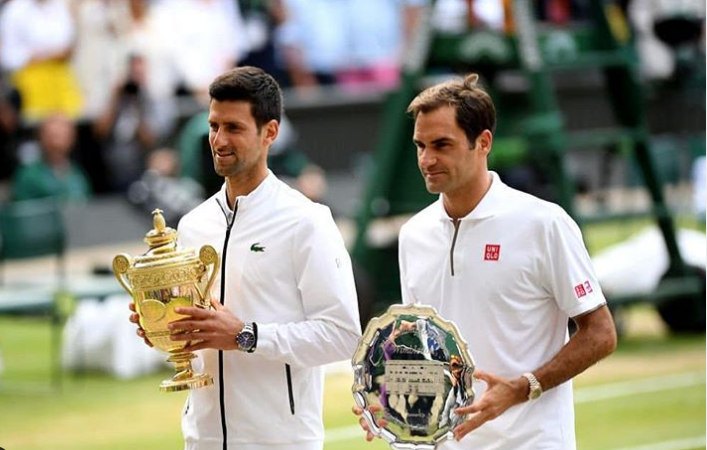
[160,373,214,393]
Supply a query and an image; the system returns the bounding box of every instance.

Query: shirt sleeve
[541,207,607,318]
[256,205,362,368]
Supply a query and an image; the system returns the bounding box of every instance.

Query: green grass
[577,384,705,450]
[0,312,704,450]
[583,216,705,255]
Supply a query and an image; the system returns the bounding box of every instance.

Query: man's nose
[419,150,435,168]
[211,129,226,149]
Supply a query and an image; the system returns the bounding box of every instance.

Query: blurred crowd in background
[0,0,704,219]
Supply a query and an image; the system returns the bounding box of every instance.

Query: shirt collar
[216,170,275,214]
[436,171,507,222]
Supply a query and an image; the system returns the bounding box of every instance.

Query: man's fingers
[182,340,212,352]
[454,401,482,415]
[130,303,152,347]
[174,306,213,319]
[210,298,223,310]
[136,328,153,347]
[453,412,488,441]
[169,319,210,332]
[170,331,215,342]
[473,369,492,384]
[354,405,389,442]
[456,392,488,415]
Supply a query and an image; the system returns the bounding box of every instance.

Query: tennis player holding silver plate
[352,304,475,450]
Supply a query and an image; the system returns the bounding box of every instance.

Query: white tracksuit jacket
[177,172,361,450]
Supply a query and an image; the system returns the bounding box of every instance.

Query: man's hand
[352,404,388,442]
[128,302,153,347]
[452,369,527,441]
[169,299,244,352]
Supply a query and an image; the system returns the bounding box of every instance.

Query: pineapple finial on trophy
[145,208,177,254]
[153,208,166,232]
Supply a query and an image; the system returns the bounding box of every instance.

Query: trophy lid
[113,208,219,295]
[144,209,178,254]
[128,208,197,270]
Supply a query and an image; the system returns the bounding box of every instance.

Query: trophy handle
[198,245,220,306]
[112,254,134,296]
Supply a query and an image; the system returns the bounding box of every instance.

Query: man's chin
[424,182,442,194]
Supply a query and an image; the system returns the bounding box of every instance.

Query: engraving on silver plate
[352,304,475,450]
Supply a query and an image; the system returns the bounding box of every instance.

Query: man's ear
[475,129,493,157]
[262,119,279,147]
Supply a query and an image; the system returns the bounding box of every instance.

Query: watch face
[529,388,541,400]
[237,330,255,350]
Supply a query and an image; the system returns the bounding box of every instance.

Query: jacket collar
[216,170,275,215]
[436,171,506,222]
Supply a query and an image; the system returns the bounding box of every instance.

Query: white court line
[575,370,705,403]
[326,370,706,444]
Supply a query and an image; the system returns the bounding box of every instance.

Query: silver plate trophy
[352,304,475,450]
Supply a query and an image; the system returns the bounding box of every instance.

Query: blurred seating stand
[0,198,128,389]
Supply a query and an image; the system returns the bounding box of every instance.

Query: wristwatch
[236,322,257,353]
[521,372,542,400]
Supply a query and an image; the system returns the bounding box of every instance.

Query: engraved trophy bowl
[352,304,475,450]
[112,208,218,392]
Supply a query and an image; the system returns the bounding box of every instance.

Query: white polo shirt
[398,172,606,450]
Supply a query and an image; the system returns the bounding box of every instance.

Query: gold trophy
[112,209,218,392]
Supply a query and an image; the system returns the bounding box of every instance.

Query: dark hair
[407,73,496,146]
[209,66,283,128]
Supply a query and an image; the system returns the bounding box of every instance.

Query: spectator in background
[152,0,248,104]
[0,0,83,121]
[276,0,347,90]
[114,0,175,105]
[239,0,288,86]
[11,113,91,202]
[338,0,427,92]
[93,53,175,192]
[69,0,127,121]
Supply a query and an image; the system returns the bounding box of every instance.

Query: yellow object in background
[12,60,83,121]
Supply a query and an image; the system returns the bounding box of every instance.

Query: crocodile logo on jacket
[250,243,265,252]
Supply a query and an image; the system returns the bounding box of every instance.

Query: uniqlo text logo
[574,280,594,298]
[575,280,593,298]
[574,284,586,298]
[484,244,500,261]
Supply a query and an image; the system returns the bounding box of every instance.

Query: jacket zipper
[218,199,238,450]
[285,364,295,415]
[450,219,461,276]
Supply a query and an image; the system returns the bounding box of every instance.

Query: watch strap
[522,372,542,400]
[249,321,258,353]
